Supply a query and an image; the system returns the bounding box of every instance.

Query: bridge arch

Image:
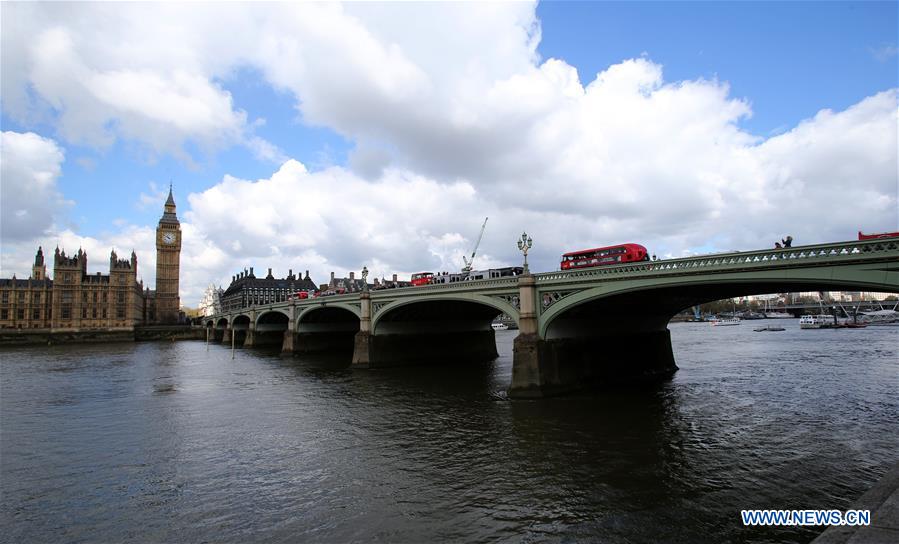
[539,271,899,338]
[255,308,289,327]
[354,294,514,368]
[291,303,361,356]
[371,293,518,334]
[231,314,252,345]
[297,302,361,324]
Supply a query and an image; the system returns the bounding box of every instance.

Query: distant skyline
[2,1,896,304]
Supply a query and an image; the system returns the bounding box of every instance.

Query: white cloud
[870,44,898,62]
[1,4,278,163]
[0,131,70,242]
[0,3,896,305]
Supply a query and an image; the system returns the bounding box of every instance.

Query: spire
[159,183,179,225]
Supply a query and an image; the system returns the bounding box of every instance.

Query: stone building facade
[0,192,182,330]
[0,248,54,327]
[221,267,317,312]
[49,247,145,329]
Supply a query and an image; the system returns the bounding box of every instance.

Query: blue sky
[538,1,898,134]
[1,1,896,303]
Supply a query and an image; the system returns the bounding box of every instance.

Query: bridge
[206,237,899,398]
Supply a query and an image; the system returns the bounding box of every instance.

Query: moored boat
[710,317,741,326]
[856,309,899,326]
[799,314,836,329]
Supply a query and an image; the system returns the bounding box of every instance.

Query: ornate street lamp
[361,266,369,292]
[517,231,533,273]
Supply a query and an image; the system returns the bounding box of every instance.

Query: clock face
[162,232,176,245]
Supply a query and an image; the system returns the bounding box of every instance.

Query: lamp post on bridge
[353,265,374,367]
[517,231,533,274]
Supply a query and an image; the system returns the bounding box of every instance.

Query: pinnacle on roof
[165,183,176,207]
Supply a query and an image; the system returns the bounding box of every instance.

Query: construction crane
[462,217,488,274]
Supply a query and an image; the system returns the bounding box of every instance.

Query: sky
[1,1,897,306]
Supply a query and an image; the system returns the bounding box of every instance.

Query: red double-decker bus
[858,230,899,240]
[560,243,649,270]
[411,272,434,286]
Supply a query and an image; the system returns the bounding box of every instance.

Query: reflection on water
[1,322,896,543]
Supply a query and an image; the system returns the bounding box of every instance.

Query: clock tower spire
[155,185,181,323]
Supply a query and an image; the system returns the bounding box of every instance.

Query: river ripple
[1,322,897,543]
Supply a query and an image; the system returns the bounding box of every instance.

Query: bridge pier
[508,272,677,398]
[282,303,297,354]
[222,326,231,344]
[352,291,373,367]
[282,330,296,353]
[510,330,677,398]
[243,326,256,347]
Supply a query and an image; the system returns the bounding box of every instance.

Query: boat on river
[762,299,792,319]
[710,317,741,326]
[856,309,899,326]
[754,326,785,332]
[799,315,836,329]
[491,322,509,331]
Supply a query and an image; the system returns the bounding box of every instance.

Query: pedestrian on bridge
[782,235,793,248]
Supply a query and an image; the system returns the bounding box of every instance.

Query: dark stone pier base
[352,330,498,368]
[296,331,357,355]
[509,329,678,398]
[282,331,296,353]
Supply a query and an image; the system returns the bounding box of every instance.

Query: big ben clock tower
[155,185,181,323]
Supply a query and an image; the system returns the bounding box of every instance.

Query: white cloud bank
[0,2,896,304]
[0,131,70,242]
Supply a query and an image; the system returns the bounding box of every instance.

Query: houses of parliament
[0,189,182,329]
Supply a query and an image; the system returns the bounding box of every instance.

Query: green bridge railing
[534,238,899,284]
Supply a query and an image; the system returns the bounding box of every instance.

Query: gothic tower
[155,186,181,323]
[32,246,47,280]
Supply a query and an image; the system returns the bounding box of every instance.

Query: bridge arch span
[293,304,361,356]
[371,294,518,334]
[539,268,899,338]
[248,310,290,348]
[230,314,252,346]
[297,302,361,325]
[255,309,289,327]
[354,295,513,368]
[511,260,897,398]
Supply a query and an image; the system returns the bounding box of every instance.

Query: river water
[1,322,897,543]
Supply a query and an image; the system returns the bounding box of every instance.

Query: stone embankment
[0,326,205,346]
[812,461,899,543]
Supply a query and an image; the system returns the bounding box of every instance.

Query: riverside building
[0,190,183,329]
